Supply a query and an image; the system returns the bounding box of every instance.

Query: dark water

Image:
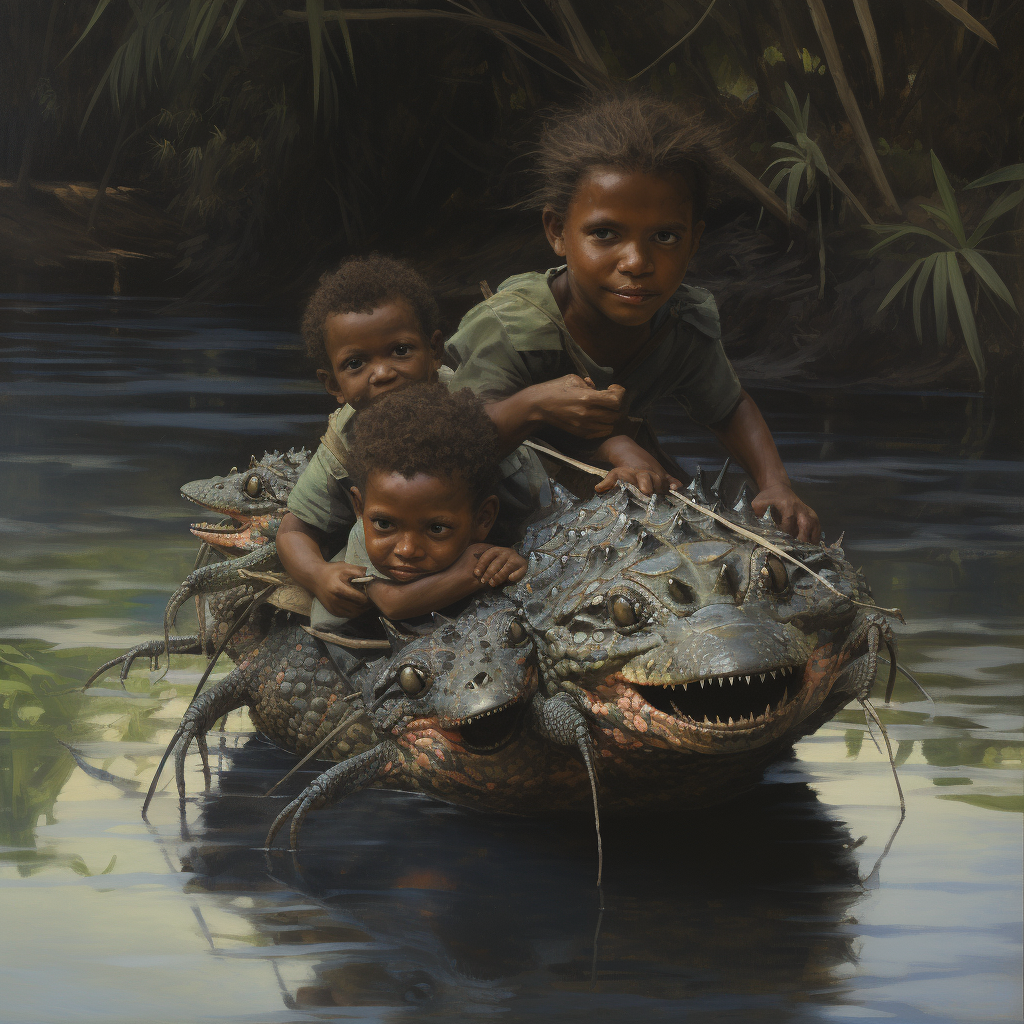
[1,295,1021,1024]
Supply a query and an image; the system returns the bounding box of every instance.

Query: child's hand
[473,546,528,587]
[314,561,373,618]
[593,435,682,496]
[533,374,626,439]
[751,484,820,543]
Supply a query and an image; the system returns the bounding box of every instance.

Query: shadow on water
[168,737,869,1021]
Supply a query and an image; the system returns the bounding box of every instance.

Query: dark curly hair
[530,93,722,223]
[301,255,440,374]
[347,384,501,506]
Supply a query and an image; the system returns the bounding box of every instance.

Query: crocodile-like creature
[164,449,310,648]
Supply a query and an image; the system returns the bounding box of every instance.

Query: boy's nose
[367,361,398,385]
[393,533,422,558]
[618,242,652,274]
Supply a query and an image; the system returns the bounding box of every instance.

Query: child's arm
[484,374,626,454]
[366,544,527,621]
[277,512,372,618]
[711,390,820,542]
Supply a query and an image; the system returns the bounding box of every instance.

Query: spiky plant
[867,153,1024,382]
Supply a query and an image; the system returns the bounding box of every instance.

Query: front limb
[265,739,401,850]
[531,691,604,885]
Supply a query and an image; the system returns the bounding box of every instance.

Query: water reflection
[1,295,1021,1023]
[179,740,866,1019]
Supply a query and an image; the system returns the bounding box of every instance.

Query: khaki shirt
[308,519,389,631]
[446,268,742,455]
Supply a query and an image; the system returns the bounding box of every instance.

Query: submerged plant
[867,153,1024,382]
[760,84,870,297]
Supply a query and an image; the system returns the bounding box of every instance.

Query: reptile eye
[507,619,528,645]
[244,474,263,498]
[610,594,639,628]
[667,577,694,604]
[763,554,788,593]
[398,666,427,695]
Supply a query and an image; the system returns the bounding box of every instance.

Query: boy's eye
[343,357,364,371]
[427,523,451,536]
[654,230,679,243]
[591,228,615,240]
[371,518,393,531]
[393,343,411,356]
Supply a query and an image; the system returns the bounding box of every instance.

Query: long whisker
[576,734,603,888]
[859,697,906,818]
[879,652,933,704]
[264,705,362,797]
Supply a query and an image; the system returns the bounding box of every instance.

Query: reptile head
[181,449,309,553]
[363,595,537,752]
[514,481,870,754]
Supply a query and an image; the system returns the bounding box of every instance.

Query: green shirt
[287,404,358,537]
[446,268,742,449]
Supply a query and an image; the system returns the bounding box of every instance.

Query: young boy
[279,256,544,626]
[446,93,820,543]
[328,383,526,627]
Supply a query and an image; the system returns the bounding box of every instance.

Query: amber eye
[763,554,788,593]
[507,619,528,645]
[243,474,263,498]
[610,594,639,628]
[398,666,426,695]
[667,577,694,604]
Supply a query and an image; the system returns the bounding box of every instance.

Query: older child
[326,384,526,627]
[447,93,820,542]
[279,257,543,625]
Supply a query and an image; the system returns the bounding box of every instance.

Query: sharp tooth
[718,678,725,688]
[727,716,734,726]
[715,716,721,724]
[782,688,788,703]
[703,716,710,724]
[771,670,777,680]
[700,679,705,688]
[670,700,685,718]
[745,675,751,684]
[765,704,770,717]
[728,676,734,686]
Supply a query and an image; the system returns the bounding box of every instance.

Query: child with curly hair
[321,383,526,628]
[279,255,547,627]
[447,92,820,542]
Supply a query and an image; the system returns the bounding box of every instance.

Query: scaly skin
[164,449,310,645]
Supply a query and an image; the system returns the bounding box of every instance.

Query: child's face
[318,299,442,411]
[542,167,704,329]
[351,472,498,582]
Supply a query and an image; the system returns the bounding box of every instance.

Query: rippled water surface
[1,295,1021,1024]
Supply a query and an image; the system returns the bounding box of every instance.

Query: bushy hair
[347,384,500,506]
[530,92,722,222]
[301,254,440,373]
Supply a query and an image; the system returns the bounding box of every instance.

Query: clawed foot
[265,741,399,851]
[85,636,203,689]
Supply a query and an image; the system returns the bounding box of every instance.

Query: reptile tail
[265,740,400,851]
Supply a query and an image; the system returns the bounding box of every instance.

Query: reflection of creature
[185,744,867,1016]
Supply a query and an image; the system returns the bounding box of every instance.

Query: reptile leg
[84,636,204,689]
[531,692,603,886]
[265,740,401,851]
[142,667,253,814]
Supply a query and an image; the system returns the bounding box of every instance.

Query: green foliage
[0,643,80,730]
[760,84,869,297]
[867,153,1024,381]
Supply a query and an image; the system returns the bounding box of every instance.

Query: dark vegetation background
[2,1,1022,439]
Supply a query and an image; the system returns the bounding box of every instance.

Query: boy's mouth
[607,286,658,305]
[384,564,429,581]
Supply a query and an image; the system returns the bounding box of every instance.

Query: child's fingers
[473,547,501,578]
[507,566,526,582]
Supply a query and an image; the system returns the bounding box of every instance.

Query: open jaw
[190,518,259,549]
[628,664,805,730]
